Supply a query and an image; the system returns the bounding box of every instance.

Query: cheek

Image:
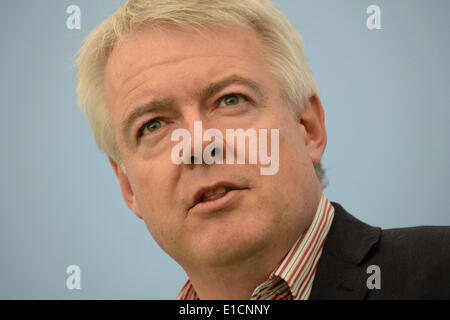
[135,180,184,256]
[273,113,309,172]
[134,176,164,228]
[130,163,181,246]
[126,148,176,216]
[270,112,316,199]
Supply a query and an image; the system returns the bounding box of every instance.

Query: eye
[219,94,247,107]
[141,118,166,136]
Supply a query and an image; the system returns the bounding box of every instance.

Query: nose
[189,146,219,164]
[184,119,223,165]
[176,110,222,165]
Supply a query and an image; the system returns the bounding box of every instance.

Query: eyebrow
[122,99,176,140]
[197,74,266,103]
[121,74,266,139]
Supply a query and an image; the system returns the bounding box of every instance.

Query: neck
[184,234,300,300]
[188,256,276,299]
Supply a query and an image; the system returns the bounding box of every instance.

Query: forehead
[103,24,271,98]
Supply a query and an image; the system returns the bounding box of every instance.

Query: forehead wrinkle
[111,53,240,105]
[106,23,270,109]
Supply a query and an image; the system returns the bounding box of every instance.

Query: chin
[191,227,273,267]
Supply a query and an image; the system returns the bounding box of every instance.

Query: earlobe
[299,94,327,165]
[108,157,143,220]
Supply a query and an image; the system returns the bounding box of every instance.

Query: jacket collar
[309,202,381,299]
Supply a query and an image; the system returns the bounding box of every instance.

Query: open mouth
[189,182,248,214]
[199,186,231,203]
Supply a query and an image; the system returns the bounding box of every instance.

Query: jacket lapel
[309,202,381,299]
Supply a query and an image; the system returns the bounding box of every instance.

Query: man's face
[103,25,324,271]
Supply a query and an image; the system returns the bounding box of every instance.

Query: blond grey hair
[75,0,327,188]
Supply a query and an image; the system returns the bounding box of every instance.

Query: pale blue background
[0,0,449,299]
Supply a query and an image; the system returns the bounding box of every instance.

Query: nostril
[189,149,218,164]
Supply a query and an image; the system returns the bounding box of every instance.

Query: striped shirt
[177,194,335,300]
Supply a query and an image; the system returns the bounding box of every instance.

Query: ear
[108,157,143,220]
[299,94,327,165]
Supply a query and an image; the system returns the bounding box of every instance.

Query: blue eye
[142,119,166,135]
[219,94,246,107]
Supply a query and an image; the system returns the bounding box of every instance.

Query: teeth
[203,186,228,199]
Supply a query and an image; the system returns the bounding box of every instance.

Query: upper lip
[189,181,247,210]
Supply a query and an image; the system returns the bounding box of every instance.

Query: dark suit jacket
[310,202,450,299]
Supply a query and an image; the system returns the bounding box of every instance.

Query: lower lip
[189,189,247,216]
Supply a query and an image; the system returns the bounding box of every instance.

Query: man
[76,0,450,299]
